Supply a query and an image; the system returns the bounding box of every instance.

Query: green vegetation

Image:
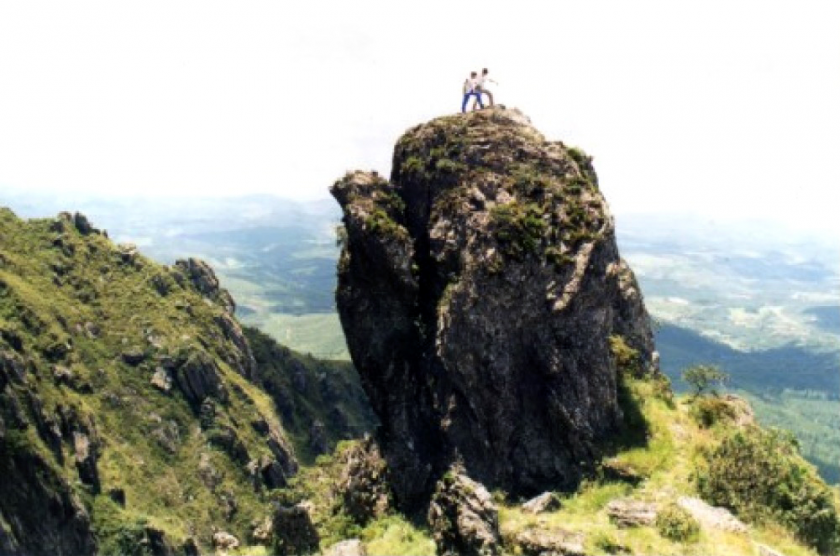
[659,324,840,484]
[743,390,840,484]
[610,334,644,377]
[245,326,377,465]
[497,375,827,556]
[682,364,729,397]
[490,201,546,257]
[689,396,738,428]
[0,209,370,553]
[655,503,700,543]
[697,428,840,554]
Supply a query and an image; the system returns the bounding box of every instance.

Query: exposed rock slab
[606,499,658,527]
[677,496,747,534]
[324,539,368,556]
[510,528,586,556]
[522,491,561,514]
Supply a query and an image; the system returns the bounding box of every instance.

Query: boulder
[308,419,328,456]
[174,350,225,407]
[324,539,367,556]
[606,499,657,527]
[73,431,100,493]
[522,492,561,514]
[338,437,391,524]
[510,528,585,556]
[121,348,146,366]
[150,367,172,392]
[272,503,320,556]
[677,496,747,534]
[428,467,501,556]
[174,258,236,314]
[212,530,239,552]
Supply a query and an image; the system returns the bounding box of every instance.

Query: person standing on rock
[472,68,498,109]
[462,71,484,113]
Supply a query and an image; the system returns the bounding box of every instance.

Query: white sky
[1,1,838,232]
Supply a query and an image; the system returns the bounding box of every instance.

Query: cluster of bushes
[490,201,546,257]
[698,428,840,554]
[656,503,700,543]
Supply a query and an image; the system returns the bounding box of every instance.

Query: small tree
[682,364,729,398]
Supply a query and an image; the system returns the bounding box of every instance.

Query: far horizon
[2,3,839,235]
[2,181,839,238]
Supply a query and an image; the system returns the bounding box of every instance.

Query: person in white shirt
[462,71,484,113]
[473,68,498,109]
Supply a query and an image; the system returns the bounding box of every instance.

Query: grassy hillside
[287,374,840,556]
[658,323,840,484]
[0,208,373,554]
[1,207,837,555]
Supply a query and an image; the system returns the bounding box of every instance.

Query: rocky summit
[332,108,659,508]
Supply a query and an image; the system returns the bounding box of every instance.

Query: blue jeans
[462,92,483,113]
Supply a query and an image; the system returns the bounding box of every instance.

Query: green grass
[0,209,310,552]
[361,515,436,556]
[497,377,826,556]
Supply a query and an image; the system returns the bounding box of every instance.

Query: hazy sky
[1,1,838,232]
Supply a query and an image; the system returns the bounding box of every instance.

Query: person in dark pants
[462,71,484,113]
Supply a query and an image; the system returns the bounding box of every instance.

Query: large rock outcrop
[332,108,658,508]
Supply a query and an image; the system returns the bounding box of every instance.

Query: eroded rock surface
[333,108,658,507]
[428,467,501,556]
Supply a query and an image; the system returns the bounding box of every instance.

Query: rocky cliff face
[332,108,658,508]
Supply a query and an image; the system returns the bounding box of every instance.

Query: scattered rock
[600,458,645,485]
[174,258,236,314]
[511,528,586,556]
[606,499,657,528]
[677,496,747,534]
[141,526,174,556]
[108,488,126,507]
[73,212,98,235]
[324,539,368,556]
[150,367,172,392]
[259,455,287,489]
[151,420,181,454]
[73,431,101,493]
[83,322,100,339]
[272,503,320,556]
[182,537,200,556]
[213,313,257,379]
[1,351,27,383]
[52,365,73,385]
[118,243,139,264]
[308,419,328,456]
[522,492,561,514]
[212,530,240,552]
[756,543,787,556]
[251,516,273,544]
[206,426,249,464]
[428,467,501,556]
[121,348,146,366]
[339,437,391,524]
[198,453,223,491]
[174,350,225,406]
[721,394,756,428]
